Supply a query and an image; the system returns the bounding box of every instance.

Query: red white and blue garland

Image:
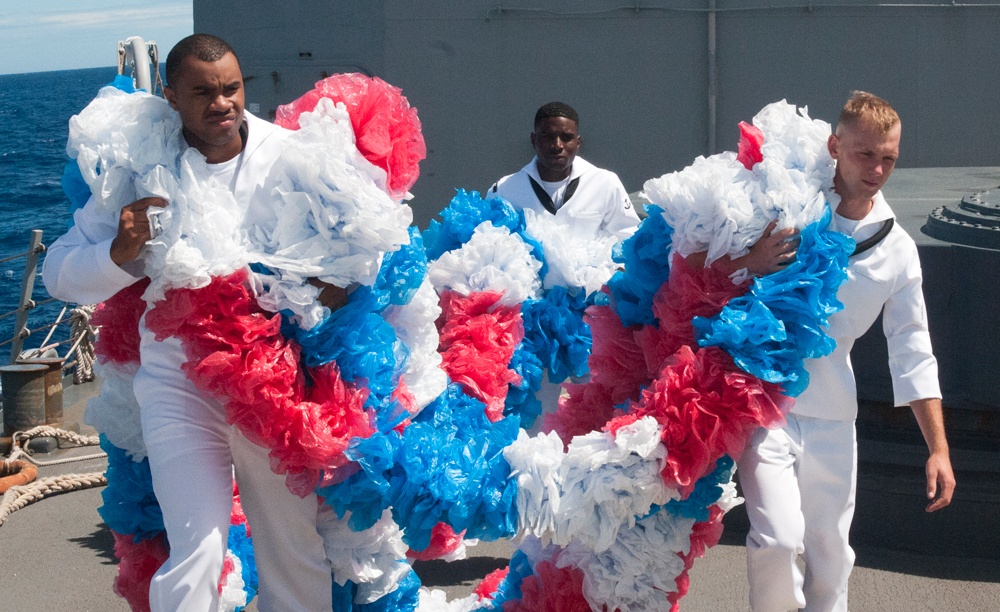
[67,72,853,611]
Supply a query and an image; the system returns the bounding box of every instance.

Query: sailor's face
[829,119,901,203]
[531,116,580,181]
[164,52,245,160]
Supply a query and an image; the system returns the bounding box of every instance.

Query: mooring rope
[68,305,97,385]
[0,426,107,527]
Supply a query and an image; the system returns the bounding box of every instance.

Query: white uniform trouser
[738,414,857,612]
[135,336,334,612]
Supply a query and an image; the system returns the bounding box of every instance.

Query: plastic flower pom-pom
[520,286,592,384]
[506,559,590,612]
[607,205,674,328]
[99,436,163,542]
[423,190,524,260]
[274,73,426,200]
[737,121,765,170]
[91,279,150,365]
[111,531,169,612]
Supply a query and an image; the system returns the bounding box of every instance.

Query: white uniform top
[793,191,941,421]
[43,112,287,306]
[490,156,640,241]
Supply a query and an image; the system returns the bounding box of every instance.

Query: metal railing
[0,230,86,370]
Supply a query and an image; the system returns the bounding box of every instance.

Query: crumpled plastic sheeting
[145,271,374,495]
[85,361,146,460]
[91,278,148,365]
[274,73,426,201]
[520,286,592,384]
[428,222,542,306]
[224,521,257,611]
[752,101,838,229]
[695,207,853,396]
[67,87,181,215]
[606,205,674,328]
[552,417,678,552]
[318,510,411,604]
[110,530,169,612]
[406,523,469,561]
[383,277,447,411]
[608,346,789,497]
[141,148,250,303]
[504,418,677,553]
[252,99,413,329]
[643,152,766,266]
[662,455,740,523]
[437,291,524,421]
[505,558,591,612]
[556,509,695,612]
[219,551,250,612]
[423,190,525,261]
[522,208,617,296]
[330,569,422,612]
[416,589,488,612]
[99,436,162,541]
[388,385,520,551]
[503,345,544,428]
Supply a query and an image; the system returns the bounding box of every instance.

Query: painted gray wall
[195,1,1000,228]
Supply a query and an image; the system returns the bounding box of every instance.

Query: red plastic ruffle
[406,522,464,561]
[737,122,765,170]
[274,73,426,200]
[92,278,150,365]
[474,567,510,601]
[145,271,373,496]
[608,345,789,497]
[437,290,524,422]
[504,560,590,612]
[111,530,169,612]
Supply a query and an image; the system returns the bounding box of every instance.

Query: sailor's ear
[827,133,839,159]
[530,131,537,147]
[163,86,177,110]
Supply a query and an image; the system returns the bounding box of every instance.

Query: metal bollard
[1,363,49,440]
[16,358,64,427]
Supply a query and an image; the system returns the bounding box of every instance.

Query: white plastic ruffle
[504,417,677,553]
[383,278,447,411]
[249,99,413,328]
[643,153,767,266]
[552,417,677,552]
[218,553,249,612]
[142,149,250,302]
[415,589,488,612]
[318,509,411,604]
[67,87,182,215]
[753,101,838,229]
[427,222,542,305]
[84,360,146,460]
[557,510,694,612]
[523,209,618,296]
[642,100,838,270]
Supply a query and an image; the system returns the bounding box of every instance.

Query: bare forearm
[910,397,949,455]
[910,397,956,511]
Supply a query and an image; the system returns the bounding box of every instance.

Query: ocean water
[0,66,123,355]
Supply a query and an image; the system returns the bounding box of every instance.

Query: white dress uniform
[738,191,940,612]
[44,112,337,611]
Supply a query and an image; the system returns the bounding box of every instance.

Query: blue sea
[0,66,125,354]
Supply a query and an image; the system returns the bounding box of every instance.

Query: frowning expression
[164,52,245,163]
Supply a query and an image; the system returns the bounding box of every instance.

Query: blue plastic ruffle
[423,190,523,260]
[503,345,544,428]
[520,286,593,384]
[693,206,853,396]
[374,226,427,307]
[607,205,674,327]
[283,287,402,407]
[663,455,735,522]
[479,549,534,610]
[98,436,163,542]
[227,522,258,609]
[330,569,421,612]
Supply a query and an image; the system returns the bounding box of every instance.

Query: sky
[0,1,193,75]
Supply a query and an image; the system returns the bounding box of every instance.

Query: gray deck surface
[2,377,998,611]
